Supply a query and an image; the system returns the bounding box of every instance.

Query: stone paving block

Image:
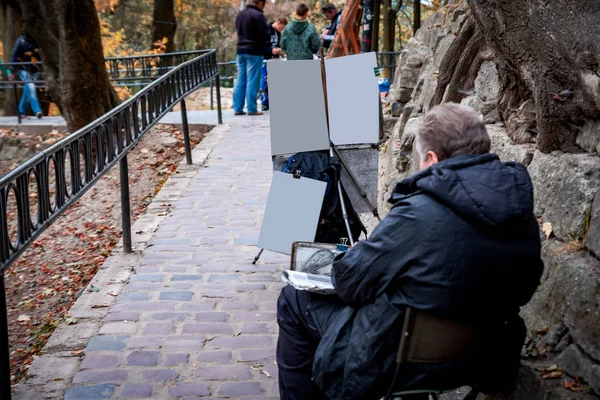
[207,273,242,282]
[193,365,252,381]
[164,335,206,351]
[128,336,164,349]
[164,353,189,366]
[129,273,165,282]
[235,283,266,292]
[179,301,216,311]
[86,336,129,351]
[194,312,229,322]
[120,383,153,398]
[219,382,263,397]
[182,323,233,334]
[73,369,128,384]
[127,351,159,366]
[144,322,174,335]
[126,282,163,290]
[239,349,276,362]
[110,301,176,312]
[232,312,276,322]
[207,336,273,349]
[118,292,149,301]
[65,383,116,400]
[81,354,121,369]
[168,383,210,397]
[240,323,269,334]
[100,322,138,335]
[142,369,179,381]
[196,351,232,363]
[170,282,194,290]
[222,301,258,311]
[105,312,139,322]
[135,266,160,273]
[171,274,203,281]
[159,291,194,301]
[152,312,188,321]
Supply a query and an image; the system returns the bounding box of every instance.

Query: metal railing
[0,49,222,399]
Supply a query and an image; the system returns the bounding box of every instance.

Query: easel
[253,47,379,265]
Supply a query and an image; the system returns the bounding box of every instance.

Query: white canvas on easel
[267,60,330,156]
[325,52,380,145]
[257,171,327,255]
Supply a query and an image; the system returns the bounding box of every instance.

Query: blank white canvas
[257,171,327,255]
[268,60,330,156]
[325,53,380,145]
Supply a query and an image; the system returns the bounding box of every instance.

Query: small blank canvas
[267,60,330,156]
[325,53,380,145]
[257,171,327,255]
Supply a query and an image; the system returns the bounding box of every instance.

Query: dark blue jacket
[236,4,269,56]
[10,35,41,74]
[309,153,544,400]
[263,23,282,60]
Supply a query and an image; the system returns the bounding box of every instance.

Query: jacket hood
[389,154,534,229]
[288,18,309,34]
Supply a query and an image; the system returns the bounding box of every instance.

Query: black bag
[283,151,366,244]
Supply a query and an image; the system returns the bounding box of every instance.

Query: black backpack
[283,151,367,244]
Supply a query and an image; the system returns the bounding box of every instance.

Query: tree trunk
[413,0,421,34]
[1,0,21,116]
[468,0,600,153]
[151,0,177,53]
[19,0,120,132]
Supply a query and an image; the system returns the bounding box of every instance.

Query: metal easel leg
[252,248,264,265]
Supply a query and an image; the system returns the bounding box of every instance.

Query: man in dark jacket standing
[276,103,544,400]
[320,3,342,49]
[233,0,270,116]
[260,17,288,111]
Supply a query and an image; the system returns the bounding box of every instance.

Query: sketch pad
[325,53,380,145]
[257,171,327,255]
[267,60,330,156]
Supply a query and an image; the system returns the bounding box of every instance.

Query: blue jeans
[260,63,269,109]
[233,54,263,113]
[18,70,42,115]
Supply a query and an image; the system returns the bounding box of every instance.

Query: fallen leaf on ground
[563,377,585,392]
[542,222,553,238]
[17,315,31,322]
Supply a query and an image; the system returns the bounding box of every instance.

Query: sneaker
[36,111,43,119]
[234,111,246,116]
[248,112,263,116]
[19,115,28,120]
[262,106,269,111]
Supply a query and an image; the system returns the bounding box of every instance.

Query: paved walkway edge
[13,123,231,399]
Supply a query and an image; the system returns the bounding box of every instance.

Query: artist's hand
[272,48,281,55]
[8,74,15,81]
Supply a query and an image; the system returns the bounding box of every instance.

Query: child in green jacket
[280,3,320,60]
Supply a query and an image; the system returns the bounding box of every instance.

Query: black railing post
[12,83,21,125]
[210,80,214,110]
[216,75,223,125]
[180,99,193,165]
[119,156,132,253]
[0,274,12,400]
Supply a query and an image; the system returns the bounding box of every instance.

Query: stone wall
[380,1,600,397]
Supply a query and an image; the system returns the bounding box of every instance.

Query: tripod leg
[337,180,355,246]
[252,249,264,265]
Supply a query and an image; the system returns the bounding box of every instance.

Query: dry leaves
[536,364,563,379]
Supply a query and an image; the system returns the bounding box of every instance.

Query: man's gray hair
[416,103,491,162]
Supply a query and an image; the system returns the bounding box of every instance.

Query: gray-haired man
[276,103,544,400]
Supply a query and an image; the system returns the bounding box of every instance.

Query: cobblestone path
[65,114,287,399]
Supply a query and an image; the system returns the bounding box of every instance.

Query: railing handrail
[0,48,222,399]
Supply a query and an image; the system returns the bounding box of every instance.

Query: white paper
[282,270,336,295]
[325,53,380,145]
[267,60,330,155]
[257,171,327,254]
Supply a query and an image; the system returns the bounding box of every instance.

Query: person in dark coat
[260,17,288,111]
[233,0,270,116]
[320,3,342,49]
[8,33,43,119]
[276,103,544,400]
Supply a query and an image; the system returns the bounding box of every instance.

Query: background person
[233,0,270,116]
[280,3,320,61]
[320,2,342,49]
[276,103,544,400]
[260,17,288,112]
[9,32,43,119]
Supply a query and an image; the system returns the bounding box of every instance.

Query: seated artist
[276,103,544,400]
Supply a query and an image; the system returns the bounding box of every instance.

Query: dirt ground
[4,122,208,386]
[172,87,233,111]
